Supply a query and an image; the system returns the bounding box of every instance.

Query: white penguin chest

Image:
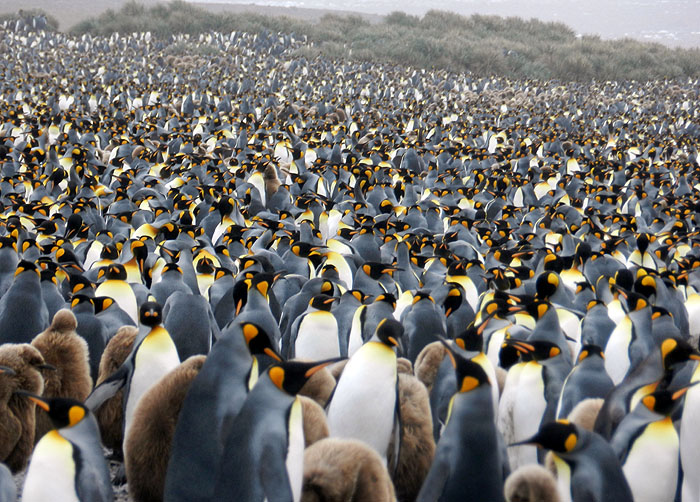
[511,361,546,469]
[327,343,397,460]
[23,431,80,502]
[286,397,305,502]
[295,312,339,360]
[552,454,573,502]
[681,369,700,501]
[622,417,679,502]
[125,329,180,436]
[604,316,633,384]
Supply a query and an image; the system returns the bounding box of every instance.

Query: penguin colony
[0,18,699,502]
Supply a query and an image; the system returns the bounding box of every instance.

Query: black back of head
[140,300,163,327]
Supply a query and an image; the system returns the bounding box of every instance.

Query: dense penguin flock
[0,17,700,502]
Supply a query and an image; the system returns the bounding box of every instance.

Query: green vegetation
[69,1,700,81]
[0,9,59,31]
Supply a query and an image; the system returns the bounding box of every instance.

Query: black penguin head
[577,344,604,362]
[660,338,700,369]
[268,359,340,395]
[442,343,490,393]
[375,318,403,348]
[240,322,282,361]
[245,272,275,298]
[374,293,397,309]
[454,324,484,352]
[309,294,337,311]
[535,272,560,300]
[362,262,395,280]
[16,392,88,429]
[14,260,40,277]
[443,284,464,317]
[140,300,163,327]
[641,384,697,416]
[98,263,127,281]
[512,420,579,453]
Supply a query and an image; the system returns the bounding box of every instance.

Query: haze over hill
[190,0,700,48]
[1,0,699,48]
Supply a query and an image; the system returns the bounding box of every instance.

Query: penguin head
[641,381,690,415]
[240,322,282,361]
[98,263,127,281]
[244,272,275,298]
[443,344,490,392]
[267,359,339,395]
[454,324,485,352]
[139,300,163,327]
[16,392,88,429]
[660,338,700,369]
[14,260,40,277]
[535,271,560,299]
[577,344,604,362]
[309,294,337,311]
[512,420,580,453]
[374,318,403,348]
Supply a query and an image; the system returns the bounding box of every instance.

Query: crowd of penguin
[1,15,700,502]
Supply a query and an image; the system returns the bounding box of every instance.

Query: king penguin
[19,393,113,502]
[326,318,403,468]
[289,294,339,360]
[212,359,336,502]
[85,299,180,448]
[417,344,506,502]
[610,386,691,502]
[164,321,281,502]
[512,420,633,502]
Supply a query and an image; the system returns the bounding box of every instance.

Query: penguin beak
[303,357,345,378]
[13,390,50,411]
[0,365,15,376]
[264,348,283,362]
[672,381,700,400]
[508,436,538,448]
[38,363,57,371]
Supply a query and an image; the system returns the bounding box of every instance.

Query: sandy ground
[0,0,377,33]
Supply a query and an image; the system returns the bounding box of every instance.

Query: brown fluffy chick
[302,438,396,502]
[31,309,93,441]
[95,325,138,457]
[125,355,206,502]
[0,344,46,472]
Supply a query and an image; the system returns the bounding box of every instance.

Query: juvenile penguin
[93,326,137,456]
[19,393,113,502]
[417,345,505,502]
[0,344,47,472]
[327,319,402,467]
[301,438,396,502]
[125,355,206,502]
[504,464,561,502]
[513,420,633,502]
[31,309,93,440]
[212,359,337,502]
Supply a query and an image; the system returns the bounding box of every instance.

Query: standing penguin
[94,263,139,324]
[611,386,690,502]
[326,319,403,467]
[417,345,506,502]
[0,344,48,472]
[85,300,180,447]
[19,393,113,502]
[164,322,281,502]
[513,420,633,502]
[31,309,93,440]
[289,294,339,360]
[0,261,49,344]
[212,359,336,501]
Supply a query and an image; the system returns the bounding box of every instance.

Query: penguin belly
[510,361,547,469]
[95,280,138,324]
[124,330,180,439]
[473,352,500,418]
[295,312,340,360]
[622,418,678,502]
[485,326,509,369]
[604,317,632,384]
[347,306,365,358]
[286,397,305,502]
[552,454,573,502]
[498,363,525,451]
[23,431,80,502]
[681,368,700,502]
[327,343,396,461]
